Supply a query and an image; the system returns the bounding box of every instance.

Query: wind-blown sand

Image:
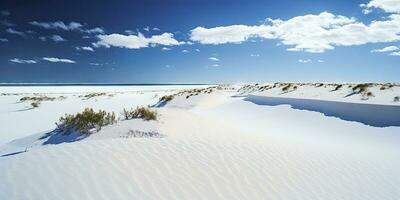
[0,83,400,199]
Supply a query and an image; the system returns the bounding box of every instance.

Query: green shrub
[159,95,174,103]
[20,96,56,102]
[31,101,40,108]
[282,84,291,92]
[394,96,400,102]
[122,106,157,121]
[333,84,342,91]
[56,108,116,134]
[81,93,107,99]
[352,84,370,93]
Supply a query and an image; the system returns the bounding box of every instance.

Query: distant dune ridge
[1,83,400,199]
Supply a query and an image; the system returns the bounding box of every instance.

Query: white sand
[0,84,400,199]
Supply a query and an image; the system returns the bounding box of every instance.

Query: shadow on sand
[244,95,400,127]
[38,129,89,145]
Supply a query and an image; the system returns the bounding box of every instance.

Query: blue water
[244,95,400,127]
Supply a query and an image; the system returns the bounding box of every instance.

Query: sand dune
[1,84,400,199]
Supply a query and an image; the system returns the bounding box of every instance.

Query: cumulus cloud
[182,49,189,53]
[50,34,66,42]
[298,59,311,63]
[195,49,200,52]
[190,12,400,53]
[42,57,76,63]
[389,51,400,55]
[94,32,183,49]
[6,28,26,38]
[162,47,171,50]
[317,59,325,63]
[0,38,8,42]
[76,46,94,52]
[153,27,160,31]
[371,45,399,52]
[208,57,219,61]
[250,54,260,57]
[212,64,220,67]
[10,58,37,64]
[360,0,400,14]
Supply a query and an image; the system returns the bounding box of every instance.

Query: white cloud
[250,54,260,57]
[125,30,135,35]
[30,21,82,31]
[212,64,220,67]
[182,49,189,53]
[10,58,37,64]
[162,47,171,50]
[94,32,183,49]
[195,49,200,52]
[361,0,400,14]
[208,57,219,61]
[153,27,160,31]
[189,12,400,53]
[42,57,76,63]
[371,45,399,52]
[50,34,66,42]
[1,10,10,16]
[90,63,102,66]
[6,28,26,38]
[144,26,150,32]
[298,59,311,63]
[317,59,325,63]
[389,51,400,56]
[29,21,104,34]
[38,36,46,41]
[76,46,94,52]
[0,38,8,42]
[82,27,104,34]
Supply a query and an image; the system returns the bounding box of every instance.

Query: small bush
[31,101,40,108]
[159,95,174,103]
[56,108,116,134]
[366,92,374,97]
[122,106,157,121]
[333,84,342,91]
[282,84,291,92]
[81,93,107,99]
[394,96,400,102]
[20,96,56,102]
[352,84,370,93]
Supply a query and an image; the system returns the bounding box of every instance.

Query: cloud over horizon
[94,32,184,49]
[42,57,76,63]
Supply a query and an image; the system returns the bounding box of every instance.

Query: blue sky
[0,0,399,83]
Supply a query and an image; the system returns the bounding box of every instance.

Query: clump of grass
[159,95,174,103]
[282,84,292,92]
[56,108,116,134]
[352,83,370,93]
[394,96,400,102]
[366,91,374,97]
[31,101,40,108]
[333,84,342,91]
[122,106,157,121]
[81,92,107,99]
[20,96,56,102]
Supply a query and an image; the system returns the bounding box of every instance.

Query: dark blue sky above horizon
[0,0,399,83]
